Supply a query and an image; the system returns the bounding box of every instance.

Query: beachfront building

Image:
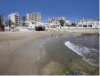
[8,12,20,26]
[65,20,72,26]
[77,19,99,28]
[25,12,42,30]
[26,12,41,23]
[48,17,71,27]
[48,17,66,23]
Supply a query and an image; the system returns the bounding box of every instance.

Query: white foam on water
[64,41,99,66]
[64,41,90,56]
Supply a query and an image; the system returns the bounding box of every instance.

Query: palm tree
[8,19,14,26]
[8,19,15,31]
[59,19,65,27]
[22,16,26,26]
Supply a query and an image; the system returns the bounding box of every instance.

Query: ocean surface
[64,34,99,66]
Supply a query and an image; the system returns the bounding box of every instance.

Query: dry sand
[0,31,72,75]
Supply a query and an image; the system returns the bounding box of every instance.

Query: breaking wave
[65,41,99,66]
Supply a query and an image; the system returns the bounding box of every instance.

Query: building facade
[77,19,99,28]
[48,17,71,27]
[48,17,66,23]
[8,12,20,26]
[26,12,41,23]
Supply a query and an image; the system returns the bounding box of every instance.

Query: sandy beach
[0,29,99,75]
[0,31,73,75]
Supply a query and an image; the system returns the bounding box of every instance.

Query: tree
[0,15,4,26]
[59,20,65,27]
[22,16,26,26]
[22,16,26,22]
[0,15,5,31]
[5,20,9,26]
[71,23,76,27]
[8,19,14,26]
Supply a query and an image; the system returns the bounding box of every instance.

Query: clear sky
[0,0,99,22]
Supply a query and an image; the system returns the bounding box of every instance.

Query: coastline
[0,30,99,75]
[0,28,99,41]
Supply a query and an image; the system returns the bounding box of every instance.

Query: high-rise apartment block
[26,12,41,23]
[8,12,20,26]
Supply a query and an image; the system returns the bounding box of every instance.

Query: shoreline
[0,31,99,75]
[0,29,99,41]
[37,33,99,75]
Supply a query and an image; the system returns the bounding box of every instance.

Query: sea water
[64,34,99,66]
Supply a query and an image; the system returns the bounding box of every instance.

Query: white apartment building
[26,12,41,23]
[8,12,20,26]
[48,17,66,23]
[48,17,71,27]
[77,19,99,28]
[65,20,72,26]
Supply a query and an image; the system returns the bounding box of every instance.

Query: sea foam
[64,41,99,66]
